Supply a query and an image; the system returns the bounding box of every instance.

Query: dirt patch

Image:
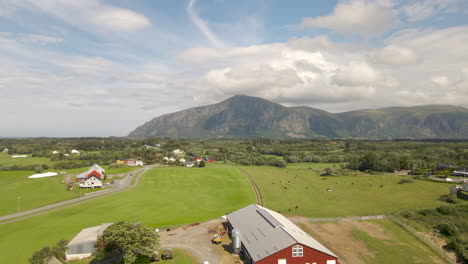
[158,218,240,264]
[299,221,389,264]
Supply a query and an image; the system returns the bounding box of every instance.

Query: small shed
[66,223,113,260]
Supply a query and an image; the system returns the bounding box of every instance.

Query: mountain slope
[128,95,468,139]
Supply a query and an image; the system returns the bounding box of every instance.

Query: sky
[1,0,468,137]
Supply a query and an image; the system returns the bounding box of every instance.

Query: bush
[398,179,414,184]
[273,160,286,168]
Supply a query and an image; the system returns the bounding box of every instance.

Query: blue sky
[0,0,468,136]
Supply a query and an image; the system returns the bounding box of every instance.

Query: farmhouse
[172,149,184,155]
[71,149,80,154]
[116,159,144,166]
[226,204,339,264]
[3,147,9,153]
[79,170,103,188]
[76,164,105,182]
[179,158,186,163]
[453,167,468,177]
[185,161,195,167]
[66,223,112,260]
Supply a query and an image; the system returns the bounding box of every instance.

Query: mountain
[128,95,468,139]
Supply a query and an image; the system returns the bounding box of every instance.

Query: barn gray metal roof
[226,204,338,262]
[67,223,113,255]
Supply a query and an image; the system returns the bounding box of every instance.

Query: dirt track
[159,218,241,264]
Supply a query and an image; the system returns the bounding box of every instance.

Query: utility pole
[17,196,21,214]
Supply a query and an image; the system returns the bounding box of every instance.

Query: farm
[243,165,452,217]
[0,167,255,264]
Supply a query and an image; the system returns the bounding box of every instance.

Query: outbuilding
[66,223,112,260]
[226,204,339,264]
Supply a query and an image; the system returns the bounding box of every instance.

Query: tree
[34,166,43,174]
[29,239,68,264]
[96,222,159,264]
[198,160,206,167]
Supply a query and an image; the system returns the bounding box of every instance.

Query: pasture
[0,167,255,264]
[243,166,451,217]
[0,171,95,216]
[301,219,446,264]
[0,154,55,167]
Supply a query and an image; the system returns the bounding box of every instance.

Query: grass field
[0,155,55,166]
[352,220,446,264]
[0,171,98,216]
[301,219,446,264]
[243,165,452,217]
[0,167,255,264]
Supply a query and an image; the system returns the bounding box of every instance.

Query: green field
[352,220,446,264]
[0,167,255,264]
[0,171,99,216]
[243,166,452,217]
[0,155,55,166]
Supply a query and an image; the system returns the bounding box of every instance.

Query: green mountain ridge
[128,95,468,139]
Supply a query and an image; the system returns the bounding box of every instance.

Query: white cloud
[373,45,418,65]
[187,0,226,48]
[88,7,151,32]
[299,0,394,36]
[431,75,450,86]
[0,32,63,44]
[180,26,468,110]
[400,0,462,21]
[1,0,151,33]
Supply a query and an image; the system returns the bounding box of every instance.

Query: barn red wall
[256,243,338,264]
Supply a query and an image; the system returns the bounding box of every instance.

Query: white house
[179,158,186,163]
[2,148,8,153]
[77,164,105,182]
[172,149,184,155]
[79,175,102,188]
[185,162,195,167]
[163,156,169,161]
[71,149,80,154]
[125,159,144,166]
[168,157,176,162]
[52,150,59,154]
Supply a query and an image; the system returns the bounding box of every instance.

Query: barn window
[292,245,303,257]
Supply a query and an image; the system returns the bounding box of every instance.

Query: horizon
[1,0,468,137]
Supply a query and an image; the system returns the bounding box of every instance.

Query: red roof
[87,170,102,179]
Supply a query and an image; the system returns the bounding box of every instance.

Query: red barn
[226,204,339,264]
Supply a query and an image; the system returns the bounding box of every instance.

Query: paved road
[0,165,155,224]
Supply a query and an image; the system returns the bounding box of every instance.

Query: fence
[386,213,455,264]
[303,215,386,223]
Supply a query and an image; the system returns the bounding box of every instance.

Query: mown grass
[243,165,452,217]
[352,220,447,264]
[0,171,97,216]
[0,167,255,264]
[0,155,56,166]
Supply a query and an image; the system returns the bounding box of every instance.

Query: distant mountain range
[128,95,468,139]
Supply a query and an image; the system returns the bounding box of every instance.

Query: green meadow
[352,220,447,264]
[0,167,255,264]
[0,171,96,216]
[243,165,452,217]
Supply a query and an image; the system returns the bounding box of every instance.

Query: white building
[66,223,113,260]
[71,149,80,154]
[79,175,102,188]
[179,158,186,163]
[2,148,8,153]
[172,149,184,155]
[52,150,59,154]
